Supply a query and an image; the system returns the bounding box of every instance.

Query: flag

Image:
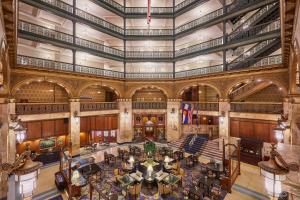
[182,103,192,124]
[147,0,151,24]
[188,104,193,124]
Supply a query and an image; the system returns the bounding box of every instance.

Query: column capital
[218,98,230,103]
[69,98,81,102]
[0,98,15,104]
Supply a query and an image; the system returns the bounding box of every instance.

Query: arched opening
[15,81,69,103]
[180,85,220,139]
[79,85,118,102]
[132,87,167,142]
[14,81,70,159]
[181,85,219,102]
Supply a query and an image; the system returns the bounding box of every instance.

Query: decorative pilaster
[285,97,300,145]
[69,98,80,156]
[0,98,16,199]
[117,99,133,143]
[166,99,181,142]
[219,98,230,139]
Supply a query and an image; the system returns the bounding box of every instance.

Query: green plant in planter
[144,141,156,155]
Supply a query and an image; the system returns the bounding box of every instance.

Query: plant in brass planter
[144,141,156,156]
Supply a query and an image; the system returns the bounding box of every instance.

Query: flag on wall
[182,103,192,124]
[147,0,151,24]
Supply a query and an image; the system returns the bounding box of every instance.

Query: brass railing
[16,103,70,115]
[132,102,167,109]
[230,102,283,114]
[80,102,118,112]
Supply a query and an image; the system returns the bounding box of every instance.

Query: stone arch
[176,82,222,99]
[129,85,169,99]
[225,77,288,99]
[76,82,123,98]
[11,77,74,98]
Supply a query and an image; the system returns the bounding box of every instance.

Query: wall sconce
[124,108,128,116]
[73,111,79,123]
[277,114,290,129]
[274,126,284,143]
[171,108,175,114]
[9,115,27,143]
[219,111,225,124]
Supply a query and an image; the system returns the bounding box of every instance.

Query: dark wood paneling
[230,118,277,143]
[230,120,240,138]
[239,121,254,139]
[26,121,42,140]
[42,120,55,138]
[55,119,68,136]
[80,117,87,133]
[90,116,96,130]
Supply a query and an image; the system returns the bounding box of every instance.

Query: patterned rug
[81,157,227,199]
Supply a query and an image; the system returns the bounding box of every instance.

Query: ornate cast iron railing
[230,102,283,114]
[227,55,282,70]
[126,51,174,59]
[74,65,124,79]
[132,102,167,109]
[80,102,118,112]
[126,72,174,79]
[17,55,74,72]
[175,65,224,78]
[125,29,173,36]
[16,103,70,115]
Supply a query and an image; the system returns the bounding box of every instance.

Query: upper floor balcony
[21,0,279,40]
[17,54,282,81]
[230,102,283,114]
[18,19,280,62]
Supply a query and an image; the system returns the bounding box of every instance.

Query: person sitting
[127,182,142,199]
[158,182,171,197]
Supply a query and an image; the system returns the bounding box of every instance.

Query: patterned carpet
[80,157,227,200]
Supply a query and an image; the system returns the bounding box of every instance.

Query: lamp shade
[14,158,42,198]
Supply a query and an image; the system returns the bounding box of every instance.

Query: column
[285,97,300,145]
[219,99,230,139]
[117,99,133,143]
[69,98,80,156]
[0,98,16,199]
[166,99,181,142]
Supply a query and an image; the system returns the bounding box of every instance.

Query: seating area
[54,141,234,200]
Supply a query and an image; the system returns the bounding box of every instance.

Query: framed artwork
[40,138,56,150]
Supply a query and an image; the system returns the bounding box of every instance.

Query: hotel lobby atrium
[0,0,300,199]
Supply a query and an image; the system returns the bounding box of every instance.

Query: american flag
[147,0,151,24]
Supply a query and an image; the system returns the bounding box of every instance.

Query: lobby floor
[32,145,283,200]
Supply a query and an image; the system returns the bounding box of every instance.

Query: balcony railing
[100,0,124,12]
[232,3,277,32]
[40,0,73,13]
[75,8,124,35]
[228,55,282,70]
[229,39,276,65]
[229,81,260,99]
[126,72,174,79]
[125,7,173,15]
[18,21,73,43]
[17,55,125,79]
[174,0,200,12]
[16,103,70,115]
[75,65,124,79]
[17,55,73,72]
[175,65,223,78]
[184,102,219,111]
[126,51,174,59]
[125,29,173,36]
[227,20,280,42]
[80,102,118,112]
[175,37,223,57]
[175,8,223,34]
[230,102,283,114]
[132,102,167,109]
[75,38,124,58]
